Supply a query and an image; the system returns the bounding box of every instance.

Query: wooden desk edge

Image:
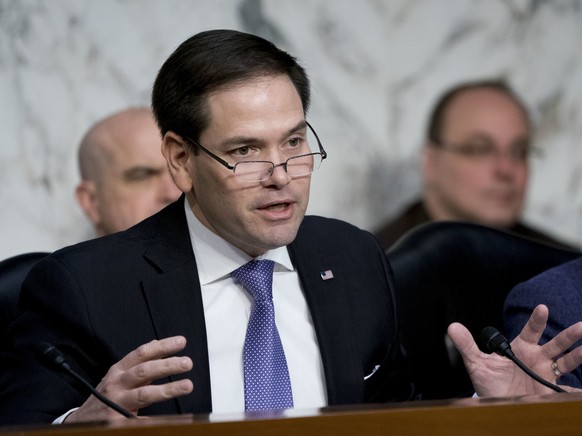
[3,392,582,436]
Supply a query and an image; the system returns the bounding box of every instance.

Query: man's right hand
[66,336,193,422]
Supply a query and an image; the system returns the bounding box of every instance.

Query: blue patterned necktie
[231,259,294,411]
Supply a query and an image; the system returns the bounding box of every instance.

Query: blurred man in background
[375,80,575,250]
[75,107,181,236]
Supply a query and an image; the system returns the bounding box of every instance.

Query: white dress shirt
[184,199,327,413]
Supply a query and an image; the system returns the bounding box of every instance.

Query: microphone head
[480,326,514,358]
[35,342,71,371]
[480,326,501,351]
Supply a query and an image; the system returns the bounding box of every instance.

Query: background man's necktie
[231,260,294,411]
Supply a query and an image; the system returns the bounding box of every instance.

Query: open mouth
[260,202,290,212]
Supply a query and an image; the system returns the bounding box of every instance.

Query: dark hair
[152,29,310,141]
[427,80,531,144]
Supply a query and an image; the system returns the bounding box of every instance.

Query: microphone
[35,342,135,418]
[480,327,566,394]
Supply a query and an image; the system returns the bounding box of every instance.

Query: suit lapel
[140,199,212,413]
[288,234,364,406]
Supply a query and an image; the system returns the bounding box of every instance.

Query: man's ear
[162,131,193,193]
[75,180,101,227]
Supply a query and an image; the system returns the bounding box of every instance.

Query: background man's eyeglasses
[432,140,540,163]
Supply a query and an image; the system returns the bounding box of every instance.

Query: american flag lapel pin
[320,269,334,280]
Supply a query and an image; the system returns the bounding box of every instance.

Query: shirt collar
[183,198,294,286]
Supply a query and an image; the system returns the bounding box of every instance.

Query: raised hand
[448,304,582,397]
[66,336,193,422]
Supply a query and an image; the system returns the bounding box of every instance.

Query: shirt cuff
[52,407,79,424]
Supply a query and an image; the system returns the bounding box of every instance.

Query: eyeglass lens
[233,126,324,182]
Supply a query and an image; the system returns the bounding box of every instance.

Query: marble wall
[1,0,581,259]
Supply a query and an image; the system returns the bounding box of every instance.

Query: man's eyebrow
[218,120,308,148]
[285,120,308,136]
[463,132,531,145]
[460,132,495,143]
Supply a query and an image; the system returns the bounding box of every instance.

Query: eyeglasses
[432,140,540,163]
[181,122,327,182]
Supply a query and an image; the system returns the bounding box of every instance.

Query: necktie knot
[231,260,275,301]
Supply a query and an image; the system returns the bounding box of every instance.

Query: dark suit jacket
[0,199,413,424]
[504,256,582,388]
[374,200,577,251]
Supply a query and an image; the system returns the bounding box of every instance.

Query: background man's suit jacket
[0,198,414,424]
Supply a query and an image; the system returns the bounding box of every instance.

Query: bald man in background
[76,107,181,236]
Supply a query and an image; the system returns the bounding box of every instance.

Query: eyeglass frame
[430,138,540,163]
[180,121,328,180]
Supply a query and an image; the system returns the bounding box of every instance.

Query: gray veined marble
[1,0,581,258]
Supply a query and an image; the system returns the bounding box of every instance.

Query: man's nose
[261,161,292,187]
[492,149,524,177]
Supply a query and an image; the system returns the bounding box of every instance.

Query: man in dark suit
[1,30,581,425]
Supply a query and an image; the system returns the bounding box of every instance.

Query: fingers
[101,336,192,393]
[514,304,549,345]
[544,321,582,372]
[89,336,193,418]
[511,307,582,392]
[447,322,480,366]
[448,308,582,398]
[447,322,473,352]
[127,378,194,408]
[120,355,193,390]
[555,347,582,375]
[116,336,188,371]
